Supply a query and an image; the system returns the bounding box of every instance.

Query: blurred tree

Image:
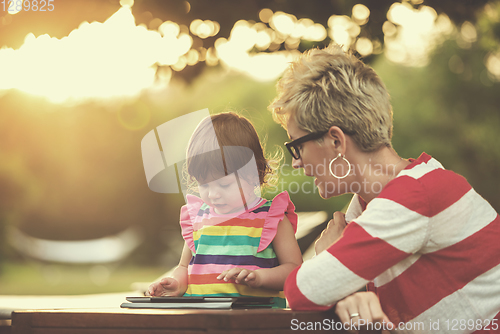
[378,26,500,212]
[135,0,490,43]
[130,0,492,81]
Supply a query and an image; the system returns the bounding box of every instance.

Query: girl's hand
[146,277,182,297]
[315,211,347,255]
[217,268,261,288]
[335,292,393,333]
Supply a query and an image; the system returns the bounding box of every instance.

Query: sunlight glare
[293,19,327,41]
[185,49,199,65]
[352,4,370,25]
[228,20,258,51]
[270,12,296,36]
[255,30,272,50]
[460,21,477,44]
[0,5,192,103]
[159,21,180,37]
[217,45,298,81]
[205,47,218,66]
[328,15,360,50]
[485,52,500,81]
[384,3,452,66]
[259,8,273,23]
[190,19,220,39]
[120,0,134,7]
[356,37,373,56]
[216,23,299,82]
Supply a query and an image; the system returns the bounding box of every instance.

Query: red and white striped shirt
[285,153,500,333]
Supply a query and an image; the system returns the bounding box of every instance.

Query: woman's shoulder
[378,153,474,216]
[398,153,445,179]
[395,153,470,190]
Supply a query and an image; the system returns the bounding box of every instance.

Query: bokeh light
[328,15,360,51]
[384,2,453,66]
[356,37,373,57]
[190,19,220,39]
[485,52,500,81]
[1,1,498,102]
[0,5,190,103]
[270,11,296,36]
[259,8,273,24]
[2,2,454,104]
[352,4,370,25]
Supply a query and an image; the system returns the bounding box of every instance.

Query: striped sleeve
[286,153,500,328]
[285,167,431,310]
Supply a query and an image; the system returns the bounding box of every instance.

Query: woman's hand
[315,211,347,254]
[217,268,262,288]
[146,277,183,297]
[335,292,392,333]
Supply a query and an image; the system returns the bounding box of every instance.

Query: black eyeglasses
[284,131,328,160]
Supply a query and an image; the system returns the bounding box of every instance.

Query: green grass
[0,262,167,295]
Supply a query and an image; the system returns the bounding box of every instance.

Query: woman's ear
[327,126,347,154]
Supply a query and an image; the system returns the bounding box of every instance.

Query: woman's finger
[357,297,373,323]
[335,299,352,325]
[332,211,347,228]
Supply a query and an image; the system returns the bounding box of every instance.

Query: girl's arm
[147,242,192,296]
[218,215,303,290]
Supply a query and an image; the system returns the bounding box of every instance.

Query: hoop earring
[329,153,351,179]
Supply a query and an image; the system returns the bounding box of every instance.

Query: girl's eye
[220,184,230,188]
[199,184,208,189]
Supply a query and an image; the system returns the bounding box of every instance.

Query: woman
[269,44,500,333]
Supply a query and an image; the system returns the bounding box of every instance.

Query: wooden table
[0,320,11,334]
[11,307,355,334]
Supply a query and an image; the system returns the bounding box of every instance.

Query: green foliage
[376,38,500,211]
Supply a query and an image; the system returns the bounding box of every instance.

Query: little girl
[147,112,303,307]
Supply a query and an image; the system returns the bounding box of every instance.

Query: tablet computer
[121,296,274,309]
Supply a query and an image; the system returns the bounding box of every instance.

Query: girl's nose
[208,187,220,199]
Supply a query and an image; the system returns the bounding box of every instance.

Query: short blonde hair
[269,44,393,152]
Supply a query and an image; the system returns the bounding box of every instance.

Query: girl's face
[197,173,257,214]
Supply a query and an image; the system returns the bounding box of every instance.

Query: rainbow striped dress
[179,191,297,308]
